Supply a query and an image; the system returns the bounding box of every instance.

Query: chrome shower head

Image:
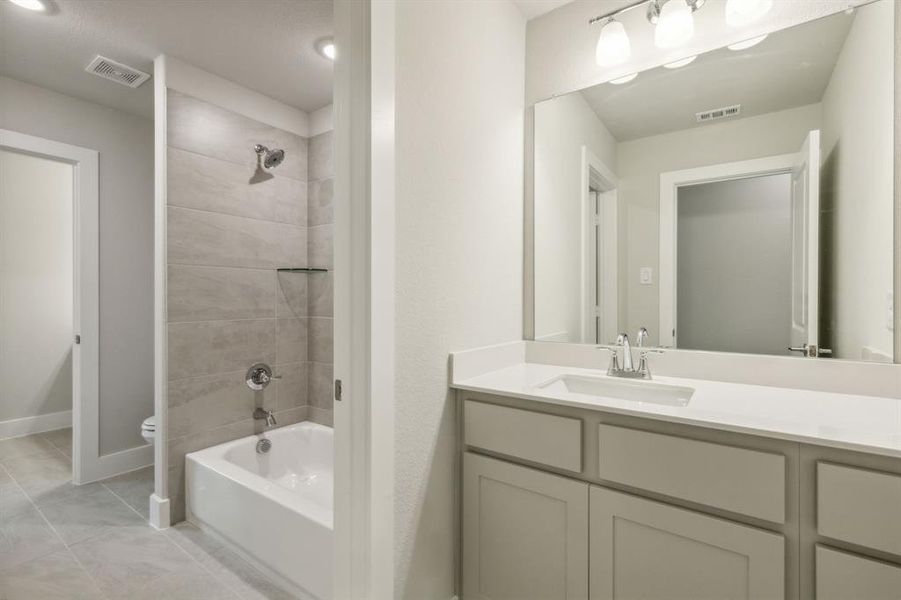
[254,144,285,169]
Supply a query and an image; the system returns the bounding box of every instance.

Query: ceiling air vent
[85,56,151,89]
[695,104,741,124]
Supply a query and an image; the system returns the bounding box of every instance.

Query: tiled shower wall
[165,90,333,521]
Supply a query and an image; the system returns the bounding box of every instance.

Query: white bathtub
[185,421,333,600]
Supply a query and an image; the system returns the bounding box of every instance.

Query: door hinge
[334,379,343,402]
[74,334,81,345]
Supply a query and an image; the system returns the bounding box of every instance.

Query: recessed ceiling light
[664,55,697,69]
[315,37,335,61]
[610,73,638,85]
[8,0,45,11]
[727,34,768,51]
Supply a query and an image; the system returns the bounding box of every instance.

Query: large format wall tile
[168,370,275,439]
[276,318,308,364]
[275,362,309,410]
[168,148,307,226]
[309,131,333,181]
[308,272,333,318]
[310,362,333,410]
[309,317,333,364]
[167,90,308,181]
[276,272,308,318]
[308,224,333,269]
[167,207,306,269]
[167,319,275,381]
[307,178,333,226]
[168,265,275,323]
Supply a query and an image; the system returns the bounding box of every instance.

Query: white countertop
[452,361,901,458]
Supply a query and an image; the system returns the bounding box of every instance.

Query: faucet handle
[637,327,649,347]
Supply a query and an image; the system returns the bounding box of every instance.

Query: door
[789,130,821,357]
[463,452,589,600]
[589,486,785,600]
[816,546,901,600]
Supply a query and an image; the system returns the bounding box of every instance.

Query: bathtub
[185,421,333,600]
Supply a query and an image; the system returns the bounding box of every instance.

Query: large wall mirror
[531,0,895,363]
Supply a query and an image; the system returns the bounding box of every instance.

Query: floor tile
[0,434,59,461]
[41,428,73,457]
[38,484,145,545]
[0,550,103,600]
[1,452,73,505]
[101,466,154,519]
[128,562,239,600]
[0,487,65,570]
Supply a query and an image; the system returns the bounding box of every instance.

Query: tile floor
[0,429,295,600]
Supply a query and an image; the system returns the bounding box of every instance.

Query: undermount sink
[535,374,694,407]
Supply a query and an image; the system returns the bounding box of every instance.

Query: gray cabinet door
[816,546,901,600]
[463,452,589,600]
[589,486,785,600]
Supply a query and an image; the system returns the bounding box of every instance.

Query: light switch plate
[639,267,653,285]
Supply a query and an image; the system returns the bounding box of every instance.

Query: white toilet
[140,416,156,445]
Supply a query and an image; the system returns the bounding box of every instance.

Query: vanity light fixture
[725,0,773,28]
[664,55,697,68]
[7,0,45,11]
[654,0,695,49]
[595,18,631,67]
[727,34,767,51]
[610,73,639,84]
[315,37,336,60]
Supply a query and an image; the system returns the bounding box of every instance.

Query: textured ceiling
[578,8,854,141]
[0,0,334,118]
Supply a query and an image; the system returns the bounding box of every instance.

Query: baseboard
[0,410,71,440]
[150,494,171,530]
[77,443,153,485]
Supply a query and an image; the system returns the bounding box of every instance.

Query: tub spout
[253,408,277,427]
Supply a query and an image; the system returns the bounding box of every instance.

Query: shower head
[254,144,285,169]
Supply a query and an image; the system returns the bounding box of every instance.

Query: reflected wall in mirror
[532,0,894,362]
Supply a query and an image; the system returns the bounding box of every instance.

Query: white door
[789,130,820,357]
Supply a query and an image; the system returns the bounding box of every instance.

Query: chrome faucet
[253,408,277,427]
[602,328,663,380]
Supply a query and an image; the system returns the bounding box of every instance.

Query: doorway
[581,147,618,345]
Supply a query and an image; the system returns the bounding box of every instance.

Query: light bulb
[664,55,697,68]
[315,37,336,61]
[725,0,773,28]
[596,19,631,67]
[8,0,45,10]
[727,34,767,51]
[655,0,695,49]
[610,73,638,85]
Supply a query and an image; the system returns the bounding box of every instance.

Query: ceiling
[0,0,334,119]
[513,0,574,20]
[578,8,855,141]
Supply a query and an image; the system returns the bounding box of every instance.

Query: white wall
[617,103,822,343]
[820,0,895,360]
[534,92,616,341]
[0,76,154,454]
[0,150,73,422]
[392,0,525,596]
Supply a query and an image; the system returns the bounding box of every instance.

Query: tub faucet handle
[246,363,280,391]
[253,408,277,427]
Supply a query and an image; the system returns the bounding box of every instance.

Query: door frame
[658,153,796,348]
[0,128,99,484]
[580,147,618,344]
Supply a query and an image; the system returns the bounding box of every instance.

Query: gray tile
[168,371,274,439]
[40,429,72,457]
[309,131,333,181]
[310,362,334,410]
[167,90,307,181]
[274,406,309,428]
[276,272,308,319]
[165,523,296,600]
[308,407,333,428]
[0,435,59,461]
[129,562,239,600]
[0,487,65,570]
[70,527,190,600]
[308,225,333,269]
[168,266,276,323]
[275,362,309,410]
[167,206,306,269]
[101,467,154,520]
[168,147,307,226]
[276,318,308,364]
[308,317,333,364]
[1,453,71,504]
[167,319,276,381]
[38,484,145,545]
[308,271,333,318]
[307,177,333,226]
[0,550,104,600]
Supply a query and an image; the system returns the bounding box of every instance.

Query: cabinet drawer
[816,546,901,600]
[598,424,786,522]
[817,462,901,555]
[464,400,582,472]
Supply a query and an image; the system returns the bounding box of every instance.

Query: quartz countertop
[452,361,901,458]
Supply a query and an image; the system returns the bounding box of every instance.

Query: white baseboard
[0,410,71,440]
[150,494,171,530]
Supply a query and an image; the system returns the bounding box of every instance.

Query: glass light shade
[610,73,638,85]
[596,19,631,67]
[725,0,773,28]
[664,55,697,69]
[655,0,695,49]
[727,34,768,51]
[8,0,45,10]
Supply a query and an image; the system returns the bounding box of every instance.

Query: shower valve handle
[245,363,280,391]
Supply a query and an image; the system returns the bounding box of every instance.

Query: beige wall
[0,150,73,422]
[820,0,895,361]
[616,103,823,343]
[392,0,525,596]
[534,92,617,341]
[0,76,153,454]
